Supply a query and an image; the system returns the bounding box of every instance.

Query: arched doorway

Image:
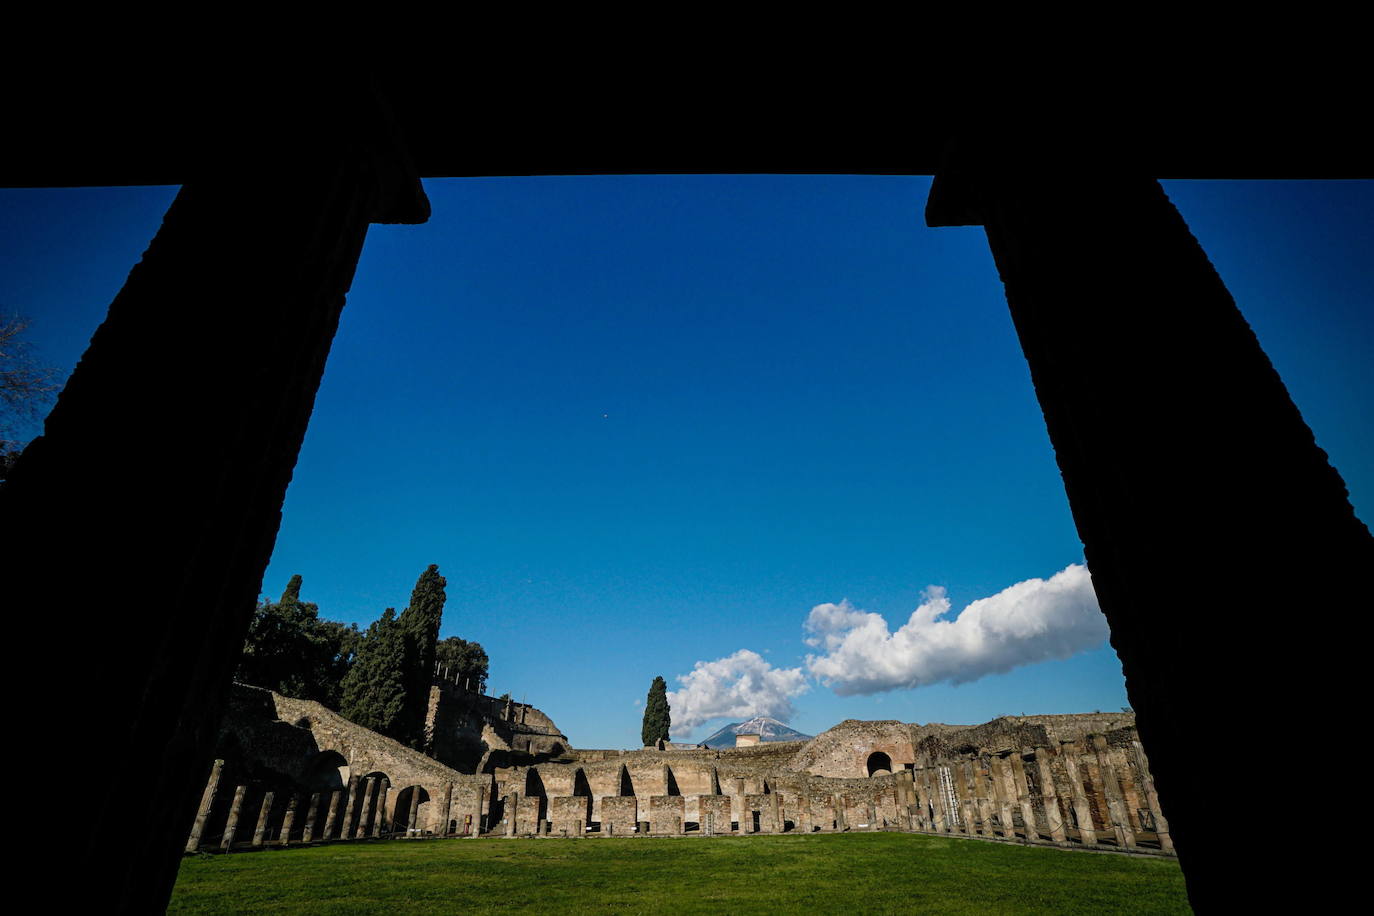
[392,786,431,836]
[866,752,893,777]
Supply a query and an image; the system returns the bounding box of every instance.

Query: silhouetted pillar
[185,759,223,853]
[1033,747,1067,844]
[221,785,247,852]
[926,146,1372,912]
[0,74,431,913]
[279,794,300,846]
[303,793,322,843]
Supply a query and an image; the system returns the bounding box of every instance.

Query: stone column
[1091,736,1136,849]
[358,777,376,838]
[409,788,426,836]
[770,792,783,834]
[912,769,933,831]
[473,787,486,836]
[251,791,275,846]
[988,755,1016,838]
[0,77,433,913]
[1132,739,1173,852]
[971,758,994,838]
[733,778,746,831]
[279,794,299,846]
[924,153,1374,912]
[1010,751,1039,842]
[1060,741,1097,847]
[221,785,247,852]
[322,789,342,840]
[303,793,322,843]
[953,761,977,836]
[440,782,454,836]
[374,785,391,838]
[1033,747,1067,844]
[185,759,223,853]
[339,776,361,839]
[833,794,847,831]
[506,792,520,837]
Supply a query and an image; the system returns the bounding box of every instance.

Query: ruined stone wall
[190,695,1169,856]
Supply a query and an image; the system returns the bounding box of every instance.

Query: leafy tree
[339,608,409,737]
[436,636,489,693]
[641,675,671,746]
[237,575,359,707]
[395,564,447,748]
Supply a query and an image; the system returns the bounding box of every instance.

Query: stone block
[548,796,590,837]
[600,796,637,835]
[516,795,544,836]
[649,796,685,835]
[697,795,731,835]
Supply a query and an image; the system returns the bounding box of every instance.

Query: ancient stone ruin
[189,682,1170,856]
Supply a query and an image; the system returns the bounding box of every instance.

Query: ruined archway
[304,750,350,791]
[618,764,635,796]
[867,752,893,777]
[525,768,546,797]
[392,785,431,835]
[573,768,592,797]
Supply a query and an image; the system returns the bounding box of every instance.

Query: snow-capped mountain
[701,716,813,748]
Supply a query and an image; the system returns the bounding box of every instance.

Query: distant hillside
[702,716,813,748]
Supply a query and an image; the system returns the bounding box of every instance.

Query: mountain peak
[702,717,813,748]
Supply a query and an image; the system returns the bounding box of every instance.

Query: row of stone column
[496,790,895,838]
[900,735,1172,853]
[185,762,458,852]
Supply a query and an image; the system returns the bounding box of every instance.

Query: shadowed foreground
[170,833,1189,914]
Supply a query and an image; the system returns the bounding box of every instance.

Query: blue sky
[3,176,1370,749]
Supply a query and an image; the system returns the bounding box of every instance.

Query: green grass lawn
[169,833,1190,915]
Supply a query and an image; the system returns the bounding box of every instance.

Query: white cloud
[804,563,1107,695]
[666,649,809,738]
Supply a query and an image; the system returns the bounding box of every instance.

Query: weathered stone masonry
[190,687,1170,858]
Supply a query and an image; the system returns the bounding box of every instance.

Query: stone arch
[664,765,681,796]
[573,768,592,797]
[525,768,546,797]
[618,764,635,797]
[392,785,431,835]
[867,751,893,777]
[303,750,349,791]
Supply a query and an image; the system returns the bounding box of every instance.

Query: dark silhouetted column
[927,150,1371,909]
[1,73,429,913]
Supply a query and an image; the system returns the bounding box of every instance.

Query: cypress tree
[641,676,671,746]
[396,564,447,749]
[338,608,408,738]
